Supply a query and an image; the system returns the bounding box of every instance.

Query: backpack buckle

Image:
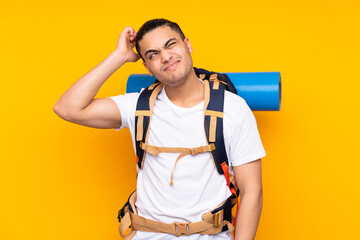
[213,211,223,227]
[190,147,203,156]
[173,221,190,236]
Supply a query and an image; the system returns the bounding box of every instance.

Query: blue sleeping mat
[126,71,281,111]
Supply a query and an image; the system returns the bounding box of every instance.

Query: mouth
[163,60,180,72]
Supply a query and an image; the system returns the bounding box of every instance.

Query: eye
[168,42,176,47]
[149,53,157,59]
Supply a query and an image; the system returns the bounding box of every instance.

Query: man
[54,18,266,240]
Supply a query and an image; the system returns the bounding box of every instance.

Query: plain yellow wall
[1,0,359,239]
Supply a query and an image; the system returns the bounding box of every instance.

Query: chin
[156,63,193,86]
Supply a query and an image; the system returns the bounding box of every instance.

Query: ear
[184,37,193,53]
[142,61,153,76]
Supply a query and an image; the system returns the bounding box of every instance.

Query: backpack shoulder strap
[135,82,163,170]
[203,73,240,225]
[203,75,229,175]
[194,67,238,175]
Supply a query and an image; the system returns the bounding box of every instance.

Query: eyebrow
[144,38,177,59]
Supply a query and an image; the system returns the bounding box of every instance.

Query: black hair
[135,18,185,61]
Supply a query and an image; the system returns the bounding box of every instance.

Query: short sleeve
[225,93,266,167]
[107,92,139,131]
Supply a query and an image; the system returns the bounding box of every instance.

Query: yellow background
[1,0,359,239]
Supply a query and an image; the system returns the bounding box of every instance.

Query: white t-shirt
[108,80,266,240]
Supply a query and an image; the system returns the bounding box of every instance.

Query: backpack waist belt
[118,191,234,240]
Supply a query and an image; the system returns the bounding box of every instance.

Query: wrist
[110,50,127,67]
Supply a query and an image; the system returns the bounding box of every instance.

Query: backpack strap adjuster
[173,221,190,236]
[190,148,196,155]
[213,211,222,227]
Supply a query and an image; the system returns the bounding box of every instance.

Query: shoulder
[224,90,247,106]
[223,91,266,166]
[223,90,259,138]
[223,90,252,122]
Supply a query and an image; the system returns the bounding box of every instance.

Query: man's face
[138,26,194,87]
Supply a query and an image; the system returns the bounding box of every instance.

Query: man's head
[135,19,185,60]
[135,18,194,87]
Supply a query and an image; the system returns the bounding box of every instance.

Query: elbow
[53,104,71,121]
[53,104,61,115]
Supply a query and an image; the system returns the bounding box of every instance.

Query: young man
[54,18,266,240]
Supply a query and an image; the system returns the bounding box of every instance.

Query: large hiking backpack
[117,67,240,239]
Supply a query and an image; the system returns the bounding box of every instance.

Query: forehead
[139,26,182,52]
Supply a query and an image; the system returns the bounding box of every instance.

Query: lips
[163,60,180,72]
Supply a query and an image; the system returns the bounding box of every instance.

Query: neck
[164,68,204,108]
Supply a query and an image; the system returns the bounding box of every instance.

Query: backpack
[117,67,240,240]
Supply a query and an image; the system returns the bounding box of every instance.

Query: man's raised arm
[53,26,140,129]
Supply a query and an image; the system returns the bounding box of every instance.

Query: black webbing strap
[204,79,228,175]
[135,83,161,169]
[203,76,240,226]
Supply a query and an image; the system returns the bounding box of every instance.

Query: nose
[160,49,172,63]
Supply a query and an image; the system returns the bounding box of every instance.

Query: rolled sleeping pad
[126,72,281,111]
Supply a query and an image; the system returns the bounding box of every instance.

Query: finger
[122,26,134,38]
[130,27,135,34]
[130,31,137,41]
[124,26,133,32]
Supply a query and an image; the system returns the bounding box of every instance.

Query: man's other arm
[53,26,140,129]
[233,158,263,240]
